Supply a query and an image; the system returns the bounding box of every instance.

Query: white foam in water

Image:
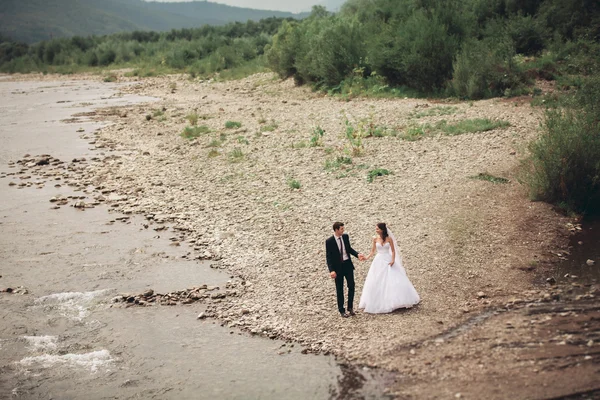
[34,290,112,320]
[18,350,113,372]
[23,336,58,352]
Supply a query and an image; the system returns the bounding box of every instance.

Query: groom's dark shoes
[348,309,356,316]
[340,312,350,318]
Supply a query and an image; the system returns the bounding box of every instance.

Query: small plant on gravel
[207,139,221,148]
[258,117,267,124]
[260,121,279,132]
[186,113,199,126]
[310,126,325,147]
[229,147,244,162]
[367,168,391,183]
[342,115,364,156]
[292,141,308,148]
[208,149,220,158]
[103,74,117,82]
[287,178,301,190]
[469,173,510,184]
[438,119,510,136]
[153,109,164,118]
[225,121,242,129]
[236,136,249,145]
[325,156,353,171]
[181,125,211,139]
[219,132,227,142]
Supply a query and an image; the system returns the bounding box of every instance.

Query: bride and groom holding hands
[325,222,420,317]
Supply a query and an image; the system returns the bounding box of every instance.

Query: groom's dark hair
[333,222,344,231]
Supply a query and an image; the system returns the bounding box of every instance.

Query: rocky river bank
[1,72,598,399]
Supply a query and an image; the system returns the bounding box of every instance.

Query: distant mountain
[0,0,306,44]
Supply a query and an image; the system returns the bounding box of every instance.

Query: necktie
[338,237,344,261]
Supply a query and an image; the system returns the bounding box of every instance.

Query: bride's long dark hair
[377,222,388,242]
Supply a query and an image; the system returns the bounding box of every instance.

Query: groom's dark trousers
[326,234,358,314]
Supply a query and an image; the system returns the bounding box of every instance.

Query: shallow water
[0,79,393,399]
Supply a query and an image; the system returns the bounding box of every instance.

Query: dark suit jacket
[325,234,359,273]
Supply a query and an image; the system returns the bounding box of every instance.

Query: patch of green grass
[124,66,175,78]
[103,74,117,82]
[207,149,220,158]
[236,136,249,145]
[367,168,391,183]
[181,125,211,139]
[291,141,308,148]
[260,122,279,132]
[530,93,563,108]
[186,113,199,126]
[324,156,353,171]
[438,119,510,136]
[399,126,427,141]
[287,178,301,190]
[225,121,242,129]
[153,109,164,118]
[207,139,221,148]
[400,119,510,140]
[469,173,510,184]
[219,132,227,142]
[229,147,244,162]
[412,106,459,118]
[214,57,268,81]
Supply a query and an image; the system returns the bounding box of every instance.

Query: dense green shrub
[506,14,549,55]
[266,20,304,80]
[371,11,459,91]
[524,76,600,214]
[451,38,525,99]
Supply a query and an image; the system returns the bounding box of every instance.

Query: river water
[0,78,392,399]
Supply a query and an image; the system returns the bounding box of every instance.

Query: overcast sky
[152,0,339,13]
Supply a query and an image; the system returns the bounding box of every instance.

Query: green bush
[371,11,459,92]
[287,178,301,190]
[523,76,600,214]
[367,168,391,183]
[225,121,242,129]
[505,14,548,55]
[310,126,325,147]
[450,39,525,99]
[181,125,211,139]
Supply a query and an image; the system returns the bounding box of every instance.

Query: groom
[326,222,365,318]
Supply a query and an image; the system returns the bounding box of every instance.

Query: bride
[359,223,420,313]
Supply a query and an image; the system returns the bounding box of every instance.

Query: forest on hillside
[0,0,304,44]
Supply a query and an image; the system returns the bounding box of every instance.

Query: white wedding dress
[359,239,420,314]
